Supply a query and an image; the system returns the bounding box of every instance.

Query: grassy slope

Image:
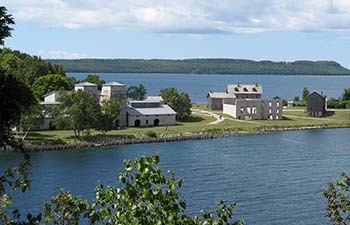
[25,105,350,146]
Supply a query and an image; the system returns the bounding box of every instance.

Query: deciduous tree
[82,74,105,90]
[302,87,310,101]
[96,99,120,134]
[160,87,192,120]
[32,74,71,100]
[0,70,34,148]
[127,84,147,100]
[323,172,350,225]
[56,90,100,137]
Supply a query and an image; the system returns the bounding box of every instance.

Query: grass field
[25,105,350,146]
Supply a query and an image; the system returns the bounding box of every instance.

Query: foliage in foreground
[323,172,350,225]
[1,155,244,225]
[0,70,35,149]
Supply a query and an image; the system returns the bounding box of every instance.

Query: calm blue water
[2,128,350,224]
[69,73,350,103]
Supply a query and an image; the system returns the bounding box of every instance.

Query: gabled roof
[42,90,60,98]
[307,91,326,99]
[127,104,176,116]
[103,81,125,86]
[208,92,235,98]
[227,84,263,94]
[75,81,97,87]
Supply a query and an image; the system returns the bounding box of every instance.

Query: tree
[323,172,350,225]
[302,87,310,101]
[0,70,34,149]
[0,48,65,86]
[160,87,192,120]
[56,90,100,137]
[32,74,72,100]
[0,6,14,46]
[341,88,350,101]
[83,74,105,90]
[43,155,244,225]
[127,84,147,100]
[96,99,120,134]
[0,159,41,225]
[293,96,300,102]
[15,104,44,141]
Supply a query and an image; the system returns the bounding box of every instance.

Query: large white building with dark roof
[127,100,176,127]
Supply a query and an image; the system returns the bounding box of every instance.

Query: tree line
[47,58,350,75]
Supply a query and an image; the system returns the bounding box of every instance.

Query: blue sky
[3,0,350,68]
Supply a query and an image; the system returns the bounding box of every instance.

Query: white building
[74,82,99,96]
[208,84,283,120]
[35,91,62,130]
[100,82,128,127]
[127,101,176,127]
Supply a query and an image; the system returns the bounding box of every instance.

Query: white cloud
[4,0,350,34]
[37,50,92,59]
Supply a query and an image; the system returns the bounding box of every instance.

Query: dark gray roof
[307,91,326,99]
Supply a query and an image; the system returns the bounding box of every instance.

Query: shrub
[145,130,157,138]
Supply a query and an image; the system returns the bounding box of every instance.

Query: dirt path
[191,109,224,124]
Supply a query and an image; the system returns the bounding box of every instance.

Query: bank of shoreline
[3,125,349,153]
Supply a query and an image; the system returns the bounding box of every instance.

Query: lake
[69,73,350,103]
[2,128,350,224]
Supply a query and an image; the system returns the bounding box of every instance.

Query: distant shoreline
[47,58,350,76]
[4,125,349,153]
[67,71,350,76]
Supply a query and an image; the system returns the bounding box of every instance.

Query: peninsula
[47,58,350,75]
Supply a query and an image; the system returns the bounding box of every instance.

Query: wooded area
[47,58,350,75]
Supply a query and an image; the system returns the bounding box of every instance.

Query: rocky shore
[1,124,346,153]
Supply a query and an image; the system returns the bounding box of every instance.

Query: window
[276,115,279,120]
[276,102,280,107]
[269,115,273,120]
[247,107,251,114]
[269,109,272,114]
[234,87,239,92]
[269,102,272,107]
[252,107,257,114]
[252,88,257,92]
[240,107,244,113]
[276,109,280,114]
[243,87,248,92]
[146,120,149,124]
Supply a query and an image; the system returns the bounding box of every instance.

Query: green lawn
[25,105,350,146]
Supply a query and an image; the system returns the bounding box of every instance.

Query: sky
[3,0,350,68]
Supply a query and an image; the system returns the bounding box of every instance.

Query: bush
[145,130,157,138]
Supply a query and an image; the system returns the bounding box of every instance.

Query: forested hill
[46,58,350,75]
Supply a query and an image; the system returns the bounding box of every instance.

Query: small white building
[127,101,176,127]
[35,91,62,130]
